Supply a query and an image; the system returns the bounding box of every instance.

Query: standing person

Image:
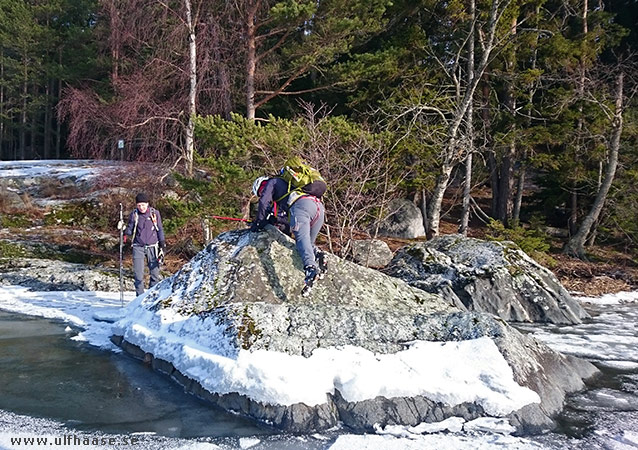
[251,174,327,291]
[124,193,166,296]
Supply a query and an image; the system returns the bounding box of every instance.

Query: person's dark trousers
[132,244,161,296]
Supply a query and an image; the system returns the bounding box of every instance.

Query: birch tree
[564,69,626,258]
[425,0,514,236]
[183,0,196,175]
[459,0,477,235]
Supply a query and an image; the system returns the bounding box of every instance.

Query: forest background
[1,0,638,286]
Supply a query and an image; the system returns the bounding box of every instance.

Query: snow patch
[115,304,540,413]
[575,291,638,305]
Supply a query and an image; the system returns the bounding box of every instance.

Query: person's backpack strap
[150,208,159,231]
[131,210,139,245]
[132,208,159,242]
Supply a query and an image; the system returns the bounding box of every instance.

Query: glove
[250,220,264,232]
[117,220,124,230]
[123,235,128,243]
[158,248,165,265]
[159,240,166,249]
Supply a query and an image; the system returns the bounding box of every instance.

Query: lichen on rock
[385,234,589,324]
[112,227,597,435]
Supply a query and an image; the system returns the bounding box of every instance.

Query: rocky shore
[110,228,598,434]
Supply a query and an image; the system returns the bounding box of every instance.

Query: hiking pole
[117,203,124,307]
[210,215,251,222]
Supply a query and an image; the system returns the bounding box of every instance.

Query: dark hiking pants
[132,244,161,296]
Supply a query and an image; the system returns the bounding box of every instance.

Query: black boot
[316,251,328,279]
[304,265,318,288]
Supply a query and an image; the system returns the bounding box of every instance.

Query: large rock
[0,185,26,210]
[374,198,426,239]
[384,234,589,324]
[350,239,394,268]
[111,227,597,434]
[0,257,134,292]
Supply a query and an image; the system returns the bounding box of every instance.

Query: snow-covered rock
[111,227,597,434]
[384,235,589,324]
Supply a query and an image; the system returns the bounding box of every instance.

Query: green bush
[193,112,408,252]
[486,219,553,265]
[42,201,112,231]
[0,241,27,258]
[0,214,32,229]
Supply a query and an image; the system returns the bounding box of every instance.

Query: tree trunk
[110,0,120,82]
[585,157,605,246]
[20,58,28,160]
[564,71,623,259]
[245,1,259,120]
[512,152,525,226]
[569,175,583,237]
[44,79,51,159]
[184,0,197,175]
[460,152,473,235]
[459,0,476,236]
[30,84,37,158]
[513,4,540,227]
[428,163,454,236]
[496,141,515,224]
[495,16,518,226]
[0,51,4,153]
[420,187,429,238]
[56,51,62,158]
[484,79,498,217]
[570,0,588,238]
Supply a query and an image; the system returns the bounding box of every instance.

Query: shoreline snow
[0,283,553,449]
[0,284,539,415]
[574,290,638,305]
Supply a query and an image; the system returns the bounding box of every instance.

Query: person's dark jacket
[253,177,290,231]
[253,177,326,232]
[125,208,166,247]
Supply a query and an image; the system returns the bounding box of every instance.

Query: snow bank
[0,159,117,182]
[575,291,638,305]
[0,284,539,416]
[328,433,545,450]
[0,285,134,350]
[114,291,539,414]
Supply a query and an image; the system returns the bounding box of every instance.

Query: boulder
[350,239,394,268]
[384,234,589,324]
[0,185,26,210]
[374,199,426,239]
[111,227,597,434]
[0,257,134,292]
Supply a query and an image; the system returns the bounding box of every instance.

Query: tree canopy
[1,0,637,259]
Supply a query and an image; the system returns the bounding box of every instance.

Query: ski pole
[118,203,124,307]
[210,215,251,222]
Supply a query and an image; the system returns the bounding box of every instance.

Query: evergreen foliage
[0,0,100,159]
[2,0,638,259]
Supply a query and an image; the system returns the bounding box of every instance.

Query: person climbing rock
[251,159,328,294]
